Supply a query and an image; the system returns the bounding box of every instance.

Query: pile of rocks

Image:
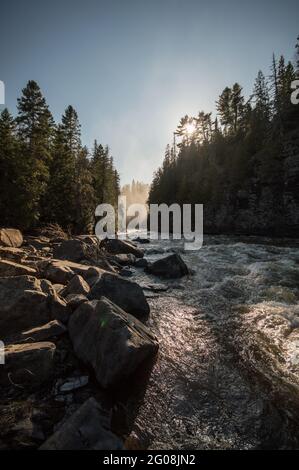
[0,229,190,450]
[0,230,159,450]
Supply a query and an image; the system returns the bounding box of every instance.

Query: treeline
[0,81,120,233]
[121,180,150,207]
[148,37,299,236]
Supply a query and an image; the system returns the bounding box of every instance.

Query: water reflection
[119,233,299,449]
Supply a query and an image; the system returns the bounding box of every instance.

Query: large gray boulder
[0,229,23,248]
[0,276,71,339]
[69,298,158,388]
[89,272,150,319]
[53,239,97,263]
[100,238,144,258]
[0,342,56,387]
[146,253,189,278]
[40,398,123,450]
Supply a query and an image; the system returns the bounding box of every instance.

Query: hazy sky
[1,0,298,184]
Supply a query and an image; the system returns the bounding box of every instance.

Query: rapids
[116,234,299,449]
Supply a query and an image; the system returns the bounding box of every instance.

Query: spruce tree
[0,109,19,225]
[216,87,233,134]
[16,80,54,227]
[74,146,95,233]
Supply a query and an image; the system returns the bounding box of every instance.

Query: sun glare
[185,121,196,135]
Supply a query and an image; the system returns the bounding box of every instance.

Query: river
[113,234,299,450]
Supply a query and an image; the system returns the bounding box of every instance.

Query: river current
[115,234,299,450]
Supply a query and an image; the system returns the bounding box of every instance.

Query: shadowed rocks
[89,272,150,319]
[146,253,189,278]
[40,397,123,450]
[100,238,144,258]
[69,297,158,388]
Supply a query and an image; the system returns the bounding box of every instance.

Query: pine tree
[16,81,54,227]
[216,87,233,134]
[61,105,81,153]
[74,146,95,233]
[231,83,245,132]
[253,71,271,121]
[0,109,19,225]
[44,125,75,228]
[296,35,299,76]
[44,105,81,231]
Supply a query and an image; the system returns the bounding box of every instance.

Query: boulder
[113,253,136,266]
[39,260,76,284]
[39,259,104,285]
[53,239,97,263]
[40,397,123,450]
[100,238,144,258]
[0,276,70,338]
[65,294,88,310]
[62,274,90,297]
[89,272,150,319]
[0,259,37,277]
[0,342,55,387]
[0,228,23,248]
[146,253,189,278]
[135,258,148,268]
[69,298,158,388]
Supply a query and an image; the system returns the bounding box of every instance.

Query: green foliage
[149,36,299,228]
[0,81,120,233]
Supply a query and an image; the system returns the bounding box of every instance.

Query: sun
[185,121,196,136]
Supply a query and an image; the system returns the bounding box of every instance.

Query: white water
[121,234,299,449]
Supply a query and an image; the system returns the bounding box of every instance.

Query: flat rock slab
[40,397,123,450]
[0,342,56,387]
[89,272,150,319]
[0,259,37,277]
[0,247,26,262]
[11,320,67,344]
[0,229,23,248]
[69,297,159,388]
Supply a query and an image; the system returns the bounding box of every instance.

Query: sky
[0,0,298,185]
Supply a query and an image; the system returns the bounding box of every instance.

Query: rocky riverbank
[0,227,190,450]
[1,228,299,450]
